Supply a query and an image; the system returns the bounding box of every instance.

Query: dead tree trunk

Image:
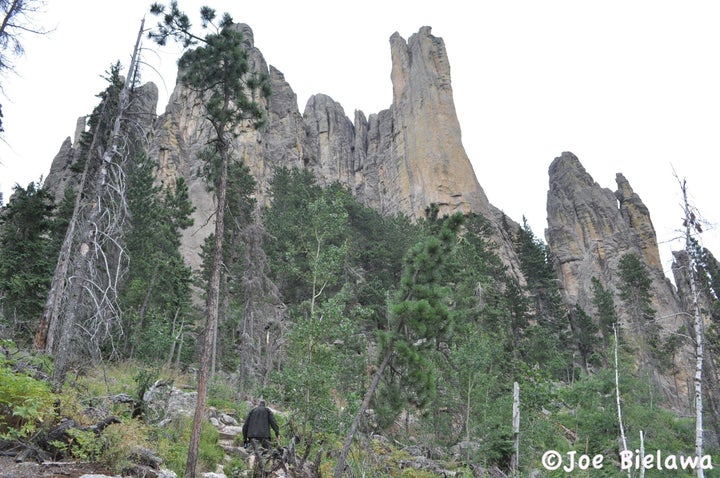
[680,178,706,478]
[511,381,520,477]
[40,19,145,385]
[614,324,632,478]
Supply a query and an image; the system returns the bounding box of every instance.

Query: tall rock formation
[301,26,493,220]
[546,152,689,404]
[142,24,513,269]
[546,152,678,315]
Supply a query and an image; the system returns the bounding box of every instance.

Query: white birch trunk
[511,381,520,477]
[680,179,705,478]
[614,323,632,478]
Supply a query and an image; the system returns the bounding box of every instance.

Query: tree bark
[614,324,631,478]
[511,381,520,477]
[680,179,705,478]
[185,136,229,478]
[38,19,144,383]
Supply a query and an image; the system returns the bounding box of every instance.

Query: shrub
[0,357,57,439]
[99,419,152,473]
[153,415,223,475]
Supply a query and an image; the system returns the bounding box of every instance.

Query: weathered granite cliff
[145,24,515,270]
[545,152,690,403]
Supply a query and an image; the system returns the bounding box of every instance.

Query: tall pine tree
[149,3,269,475]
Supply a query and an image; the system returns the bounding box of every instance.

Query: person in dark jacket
[242,400,280,449]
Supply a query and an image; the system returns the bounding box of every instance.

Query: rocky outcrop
[546,152,690,404]
[142,24,516,270]
[43,82,159,204]
[298,27,493,220]
[546,152,679,318]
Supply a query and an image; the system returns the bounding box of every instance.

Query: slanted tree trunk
[39,20,145,386]
[334,335,396,478]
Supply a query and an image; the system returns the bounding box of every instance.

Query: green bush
[0,357,57,438]
[153,415,223,475]
[99,419,152,473]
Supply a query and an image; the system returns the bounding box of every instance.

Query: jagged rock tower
[144,24,514,269]
[545,152,690,405]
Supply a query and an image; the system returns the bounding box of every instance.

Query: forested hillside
[1,3,720,477]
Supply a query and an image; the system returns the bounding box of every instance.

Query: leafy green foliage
[263,170,408,441]
[152,416,223,475]
[0,356,57,439]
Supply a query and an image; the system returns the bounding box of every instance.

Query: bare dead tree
[1,0,50,134]
[0,0,49,70]
[37,19,147,385]
[679,177,706,478]
[614,323,632,478]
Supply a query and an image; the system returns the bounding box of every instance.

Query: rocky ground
[0,382,495,477]
[0,455,112,477]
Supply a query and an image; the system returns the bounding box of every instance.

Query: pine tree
[513,218,572,378]
[122,156,195,361]
[0,181,56,343]
[591,276,618,347]
[617,252,660,366]
[197,152,257,375]
[149,3,269,476]
[333,211,464,477]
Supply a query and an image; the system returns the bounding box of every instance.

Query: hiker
[242,399,280,449]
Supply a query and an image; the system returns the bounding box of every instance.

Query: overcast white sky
[1,0,718,278]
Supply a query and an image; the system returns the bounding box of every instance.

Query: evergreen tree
[0,181,56,343]
[418,214,516,463]
[591,276,618,347]
[334,211,464,477]
[570,304,599,371]
[149,3,269,475]
[122,156,195,362]
[618,252,654,320]
[617,252,660,366]
[513,217,572,378]
[197,151,257,374]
